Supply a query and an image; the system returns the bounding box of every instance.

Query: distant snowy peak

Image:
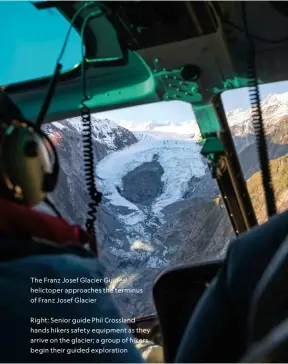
[227,92,288,136]
[135,131,193,141]
[117,120,150,132]
[43,117,137,154]
[117,119,200,140]
[262,93,279,105]
[145,120,173,130]
[261,92,288,106]
[89,118,138,150]
[66,117,137,150]
[118,119,176,131]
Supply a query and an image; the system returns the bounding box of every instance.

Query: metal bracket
[208,154,227,179]
[201,132,226,178]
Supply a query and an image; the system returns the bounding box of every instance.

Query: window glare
[0,1,82,85]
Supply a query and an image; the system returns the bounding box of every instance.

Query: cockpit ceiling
[6,1,288,123]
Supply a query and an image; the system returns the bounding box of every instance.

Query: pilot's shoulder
[225,210,288,286]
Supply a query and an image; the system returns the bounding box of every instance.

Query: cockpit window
[0,1,82,86]
[222,80,288,224]
[40,100,234,318]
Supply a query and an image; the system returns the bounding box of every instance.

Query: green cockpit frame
[2,1,288,152]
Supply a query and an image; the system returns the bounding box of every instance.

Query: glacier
[96,138,207,227]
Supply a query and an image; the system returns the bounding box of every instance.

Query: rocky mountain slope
[148,153,288,315]
[235,134,288,180]
[247,154,288,224]
[40,117,137,226]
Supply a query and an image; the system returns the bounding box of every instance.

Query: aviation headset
[0,118,59,207]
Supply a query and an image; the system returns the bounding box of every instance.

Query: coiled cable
[80,102,102,254]
[242,2,277,217]
[80,10,104,254]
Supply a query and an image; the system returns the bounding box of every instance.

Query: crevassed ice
[96,138,207,226]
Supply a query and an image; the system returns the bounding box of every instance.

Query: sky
[0,1,81,86]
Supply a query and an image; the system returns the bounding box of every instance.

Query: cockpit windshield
[0,1,81,86]
[40,100,235,318]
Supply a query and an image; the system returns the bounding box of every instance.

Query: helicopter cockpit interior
[1,1,288,362]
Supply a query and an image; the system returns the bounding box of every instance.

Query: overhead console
[105,1,218,50]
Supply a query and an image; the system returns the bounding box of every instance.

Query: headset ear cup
[0,126,47,206]
[0,121,59,206]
